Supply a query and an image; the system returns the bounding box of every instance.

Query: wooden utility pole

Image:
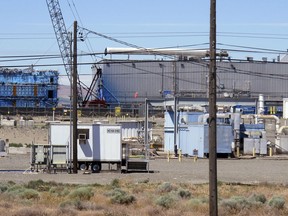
[72,21,78,174]
[209,0,218,215]
[172,61,178,156]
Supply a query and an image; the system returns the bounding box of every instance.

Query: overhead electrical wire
[3,57,288,97]
[2,20,288,94]
[66,0,97,63]
[1,50,288,71]
[2,52,288,79]
[3,31,288,40]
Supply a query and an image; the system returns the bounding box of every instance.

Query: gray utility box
[243,138,267,155]
[279,135,288,153]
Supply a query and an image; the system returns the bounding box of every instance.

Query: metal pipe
[275,125,288,150]
[277,125,288,135]
[199,113,231,124]
[255,114,280,131]
[104,47,228,58]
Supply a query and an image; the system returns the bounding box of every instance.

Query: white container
[93,124,121,162]
[49,123,122,163]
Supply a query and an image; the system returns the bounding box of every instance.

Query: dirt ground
[1,153,288,186]
[1,116,288,186]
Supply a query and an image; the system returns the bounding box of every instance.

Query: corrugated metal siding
[100,60,288,103]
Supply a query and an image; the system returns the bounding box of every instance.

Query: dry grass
[0,179,288,216]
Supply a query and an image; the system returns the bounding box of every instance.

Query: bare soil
[1,116,288,186]
[1,153,288,186]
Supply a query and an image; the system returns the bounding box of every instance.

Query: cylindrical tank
[233,113,241,130]
[258,94,265,115]
[283,98,288,119]
[257,94,265,124]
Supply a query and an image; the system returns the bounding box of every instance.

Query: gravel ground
[1,153,288,185]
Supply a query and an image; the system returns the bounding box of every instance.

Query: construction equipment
[46,0,106,107]
[46,0,83,102]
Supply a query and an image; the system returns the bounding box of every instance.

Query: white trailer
[49,122,122,172]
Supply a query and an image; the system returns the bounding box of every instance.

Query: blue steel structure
[0,69,58,108]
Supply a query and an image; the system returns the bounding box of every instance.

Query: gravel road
[0,154,288,185]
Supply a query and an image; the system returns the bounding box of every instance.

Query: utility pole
[173,96,178,156]
[172,61,179,157]
[209,0,218,215]
[72,21,78,174]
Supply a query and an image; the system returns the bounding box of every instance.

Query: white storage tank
[283,98,288,119]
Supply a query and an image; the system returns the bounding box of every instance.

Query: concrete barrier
[1,119,16,127]
[8,147,30,154]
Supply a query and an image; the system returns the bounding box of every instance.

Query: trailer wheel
[91,163,101,173]
[79,163,87,171]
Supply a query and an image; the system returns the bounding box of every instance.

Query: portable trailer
[49,122,122,172]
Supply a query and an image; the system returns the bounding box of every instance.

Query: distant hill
[57,84,89,106]
[57,85,70,105]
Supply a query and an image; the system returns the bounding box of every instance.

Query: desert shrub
[60,200,86,210]
[217,181,224,186]
[103,209,131,216]
[25,144,32,148]
[12,208,47,216]
[138,178,150,184]
[177,188,191,199]
[220,196,252,212]
[6,184,22,191]
[187,197,209,207]
[268,196,285,209]
[248,193,267,204]
[49,186,70,197]
[0,202,11,209]
[26,179,45,189]
[26,179,53,191]
[6,185,24,197]
[19,188,40,200]
[7,181,16,185]
[55,208,77,216]
[91,182,103,187]
[9,143,23,147]
[106,188,136,205]
[142,205,163,216]
[60,200,103,211]
[155,194,176,208]
[5,184,39,200]
[157,182,175,193]
[110,178,120,188]
[68,186,94,201]
[0,183,9,193]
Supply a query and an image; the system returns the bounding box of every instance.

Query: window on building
[48,90,54,98]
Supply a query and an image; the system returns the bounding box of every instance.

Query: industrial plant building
[96,54,288,115]
[0,68,58,108]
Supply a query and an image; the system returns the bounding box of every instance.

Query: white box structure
[49,123,122,172]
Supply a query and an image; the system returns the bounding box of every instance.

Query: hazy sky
[1,0,288,84]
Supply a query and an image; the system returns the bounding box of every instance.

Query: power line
[2,48,288,83]
[3,31,288,40]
